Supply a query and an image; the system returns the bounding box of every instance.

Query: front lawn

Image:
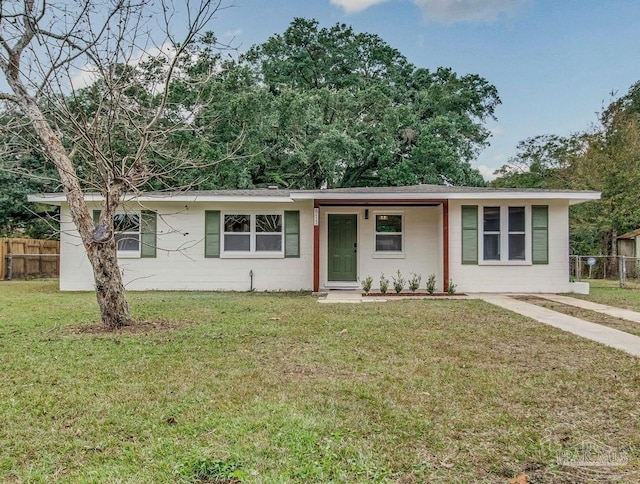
[1,281,638,482]
[573,279,640,311]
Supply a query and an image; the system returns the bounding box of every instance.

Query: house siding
[59,201,314,291]
[318,205,443,291]
[449,199,571,293]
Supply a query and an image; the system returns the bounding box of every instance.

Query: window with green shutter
[532,205,549,264]
[140,210,157,258]
[204,210,221,258]
[461,205,478,264]
[284,211,300,258]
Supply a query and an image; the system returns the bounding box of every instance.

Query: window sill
[221,252,284,259]
[117,251,141,259]
[372,252,406,259]
[478,260,531,266]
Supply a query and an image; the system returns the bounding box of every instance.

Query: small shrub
[426,273,437,295]
[379,273,389,294]
[447,279,457,295]
[408,273,422,293]
[361,275,373,293]
[392,270,405,294]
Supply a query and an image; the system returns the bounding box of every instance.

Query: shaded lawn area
[0,281,639,483]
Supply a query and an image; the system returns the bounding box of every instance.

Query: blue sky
[209,0,640,180]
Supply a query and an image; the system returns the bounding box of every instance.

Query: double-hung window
[483,207,501,260]
[93,209,157,258]
[462,205,548,265]
[375,214,403,253]
[481,206,527,262]
[114,213,141,255]
[223,213,283,254]
[508,207,526,260]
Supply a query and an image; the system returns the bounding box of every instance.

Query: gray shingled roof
[143,184,597,196]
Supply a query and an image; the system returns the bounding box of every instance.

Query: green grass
[572,279,640,311]
[1,280,639,483]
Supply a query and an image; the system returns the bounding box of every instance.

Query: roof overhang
[28,188,601,206]
[27,193,295,205]
[293,190,601,205]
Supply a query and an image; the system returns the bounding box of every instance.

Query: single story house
[29,185,600,293]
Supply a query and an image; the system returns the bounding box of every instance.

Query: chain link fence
[570,255,640,287]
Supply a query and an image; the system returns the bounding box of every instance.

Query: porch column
[313,201,320,292]
[443,200,449,293]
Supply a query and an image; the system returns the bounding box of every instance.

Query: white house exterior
[29,185,600,293]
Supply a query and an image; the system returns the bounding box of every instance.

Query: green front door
[328,214,358,282]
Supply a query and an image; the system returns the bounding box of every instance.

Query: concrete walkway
[318,290,640,356]
[477,294,640,357]
[536,293,640,324]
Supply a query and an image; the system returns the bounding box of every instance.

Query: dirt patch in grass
[68,319,195,335]
[515,296,640,337]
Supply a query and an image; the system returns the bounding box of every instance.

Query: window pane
[509,207,525,232]
[256,234,282,251]
[115,233,140,251]
[509,234,525,260]
[256,214,282,233]
[224,215,250,233]
[224,234,250,251]
[483,207,500,232]
[376,215,402,233]
[376,234,402,251]
[114,213,140,232]
[483,234,500,260]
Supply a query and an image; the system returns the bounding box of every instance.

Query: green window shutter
[461,205,478,264]
[205,210,221,258]
[532,205,549,264]
[284,211,300,258]
[93,210,100,226]
[140,210,157,258]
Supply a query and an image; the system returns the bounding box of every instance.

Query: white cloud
[476,164,500,181]
[330,0,391,14]
[331,0,527,23]
[414,0,527,23]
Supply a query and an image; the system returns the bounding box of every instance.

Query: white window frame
[373,212,405,258]
[114,211,141,258]
[221,212,284,258]
[478,205,531,265]
[507,206,526,261]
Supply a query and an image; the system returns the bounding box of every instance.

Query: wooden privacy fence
[0,238,60,280]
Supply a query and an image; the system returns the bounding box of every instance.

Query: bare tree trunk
[12,84,131,329]
[88,241,131,328]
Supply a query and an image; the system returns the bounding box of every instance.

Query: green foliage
[408,273,422,293]
[0,120,60,238]
[426,273,437,295]
[361,275,373,293]
[447,280,457,295]
[379,273,389,294]
[492,82,640,256]
[392,270,405,294]
[173,18,498,190]
[176,456,247,483]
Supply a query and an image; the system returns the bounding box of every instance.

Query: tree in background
[492,82,640,256]
[0,0,223,329]
[174,18,500,189]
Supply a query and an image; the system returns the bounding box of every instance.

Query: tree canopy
[492,82,640,256]
[167,18,501,189]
